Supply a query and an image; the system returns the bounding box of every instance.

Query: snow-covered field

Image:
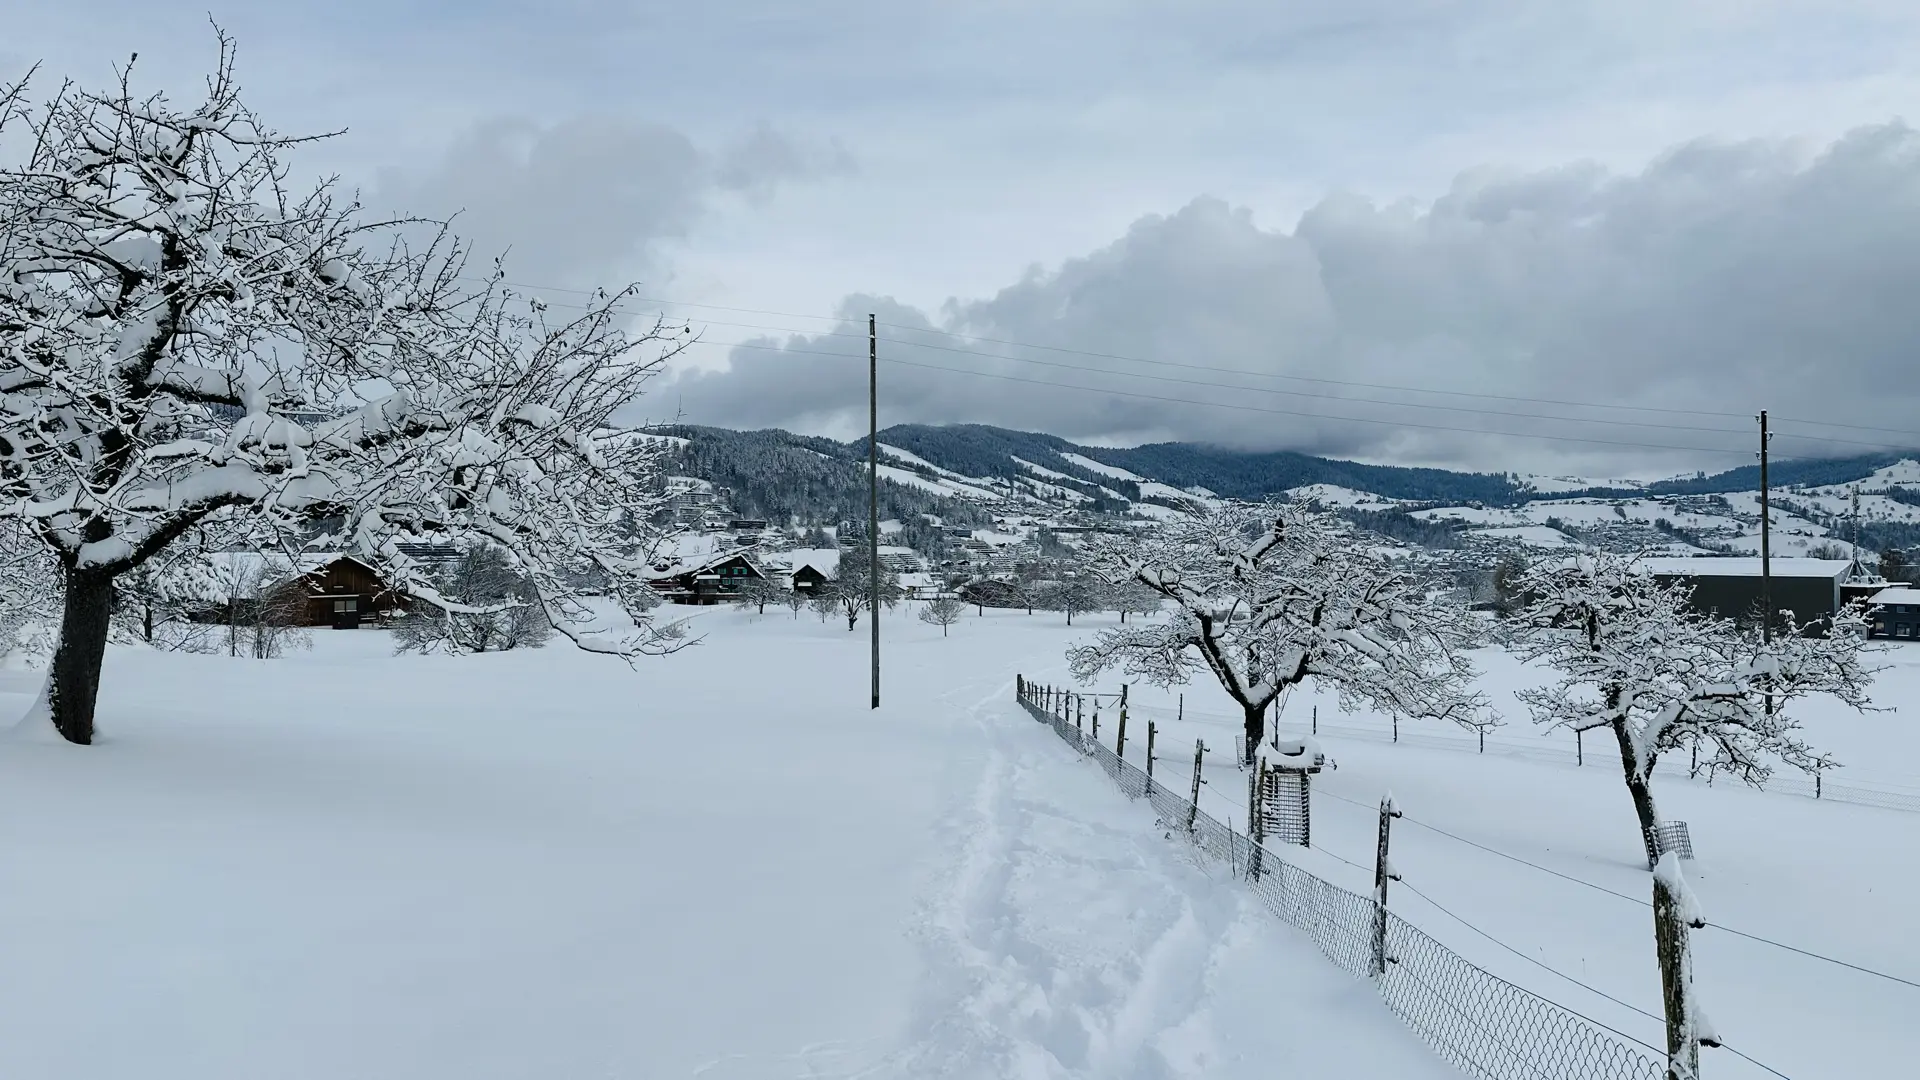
[2,607,1913,1078]
[0,609,1460,1080]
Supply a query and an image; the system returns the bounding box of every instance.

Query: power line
[697,338,1769,457]
[465,273,1920,448]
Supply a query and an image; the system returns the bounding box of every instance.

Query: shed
[1641,557,1850,629]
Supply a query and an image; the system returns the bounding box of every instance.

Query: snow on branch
[1512,552,1880,788]
[1068,502,1493,757]
[0,35,693,658]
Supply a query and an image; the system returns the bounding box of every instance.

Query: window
[333,598,358,613]
[1899,626,1911,639]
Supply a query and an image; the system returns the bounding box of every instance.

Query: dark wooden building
[789,563,830,594]
[647,551,769,605]
[287,556,407,629]
[1644,557,1850,630]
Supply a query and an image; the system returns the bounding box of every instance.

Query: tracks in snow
[882,681,1243,1079]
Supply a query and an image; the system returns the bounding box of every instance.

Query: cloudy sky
[13,2,1920,477]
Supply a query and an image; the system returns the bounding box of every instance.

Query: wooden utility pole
[869,314,880,710]
[1759,409,1772,645]
[1760,409,1774,725]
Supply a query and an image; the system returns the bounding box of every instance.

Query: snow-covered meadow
[0,602,1912,1078]
[0,608,1458,1080]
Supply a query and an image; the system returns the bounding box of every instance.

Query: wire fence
[1124,698,1920,816]
[1017,678,1667,1080]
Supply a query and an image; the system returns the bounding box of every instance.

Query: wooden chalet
[647,551,769,605]
[789,563,831,594]
[287,556,408,629]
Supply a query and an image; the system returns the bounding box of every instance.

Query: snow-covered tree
[1108,580,1161,623]
[1070,502,1490,764]
[393,543,551,654]
[731,575,785,615]
[918,594,964,637]
[814,545,903,631]
[1513,552,1877,863]
[1040,573,1104,625]
[0,40,688,742]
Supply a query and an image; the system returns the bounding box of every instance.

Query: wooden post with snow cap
[1247,757,1267,880]
[1187,739,1206,833]
[1372,793,1402,978]
[1654,851,1718,1079]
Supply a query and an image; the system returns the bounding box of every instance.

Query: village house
[645,550,770,605]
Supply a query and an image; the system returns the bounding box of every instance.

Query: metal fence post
[1116,707,1127,759]
[1372,794,1402,978]
[1178,693,1183,725]
[1146,721,1157,781]
[1578,728,1585,766]
[1187,739,1205,833]
[1393,715,1399,744]
[1312,704,1317,736]
[1478,727,1485,754]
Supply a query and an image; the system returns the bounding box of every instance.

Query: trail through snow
[878,677,1456,1079]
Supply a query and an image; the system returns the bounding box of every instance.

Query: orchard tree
[1070,502,1490,765]
[1513,553,1877,864]
[732,575,786,615]
[394,543,552,655]
[1108,580,1161,623]
[918,594,964,637]
[0,39,688,742]
[816,545,903,631]
[1041,573,1104,626]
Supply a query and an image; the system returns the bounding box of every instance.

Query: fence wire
[1128,697,1920,816]
[1017,680,1666,1080]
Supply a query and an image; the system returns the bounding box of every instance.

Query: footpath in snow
[0,608,1453,1079]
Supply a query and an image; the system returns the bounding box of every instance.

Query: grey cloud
[666,122,1920,474]
[372,116,849,287]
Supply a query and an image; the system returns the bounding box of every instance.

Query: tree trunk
[1242,701,1265,766]
[1612,720,1662,867]
[47,569,117,745]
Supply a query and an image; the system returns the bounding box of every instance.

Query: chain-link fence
[1016,678,1666,1080]
[1126,697,1920,816]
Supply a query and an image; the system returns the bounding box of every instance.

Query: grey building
[1643,557,1850,629]
[1868,586,1920,640]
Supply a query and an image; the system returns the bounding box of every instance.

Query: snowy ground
[1093,645,1920,1080]
[0,608,1455,1080]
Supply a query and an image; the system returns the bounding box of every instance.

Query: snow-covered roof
[1870,586,1920,606]
[1641,557,1851,580]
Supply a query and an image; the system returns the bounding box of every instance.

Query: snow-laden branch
[1068,502,1493,763]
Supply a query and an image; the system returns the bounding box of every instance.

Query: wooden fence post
[1016,674,1024,701]
[1146,721,1157,781]
[1092,707,1100,742]
[1247,758,1267,880]
[1372,794,1402,977]
[1312,704,1317,736]
[1116,707,1127,759]
[1478,727,1485,754]
[1578,728,1585,767]
[1178,693,1183,725]
[1654,856,1713,1080]
[1393,715,1399,744]
[1187,739,1206,832]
